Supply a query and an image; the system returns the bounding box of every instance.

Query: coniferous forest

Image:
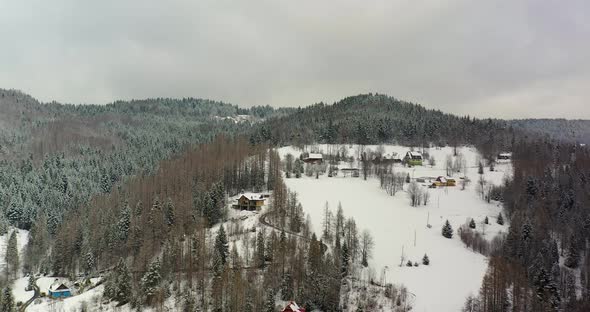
[0,89,589,311]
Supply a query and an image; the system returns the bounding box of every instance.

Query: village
[6,144,512,312]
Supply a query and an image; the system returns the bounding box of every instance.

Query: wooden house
[49,281,72,298]
[404,151,423,166]
[303,153,323,164]
[282,301,306,312]
[233,193,265,211]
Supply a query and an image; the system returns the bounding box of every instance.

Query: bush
[458,226,490,256]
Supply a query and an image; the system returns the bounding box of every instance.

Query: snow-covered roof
[307,153,323,159]
[283,301,305,312]
[240,193,265,201]
[407,151,422,157]
[49,281,70,292]
[498,152,512,157]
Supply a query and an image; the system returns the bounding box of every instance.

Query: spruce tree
[484,216,489,224]
[115,259,132,303]
[280,273,294,300]
[469,219,476,229]
[497,212,504,225]
[117,202,131,241]
[1,287,14,312]
[6,195,23,227]
[141,259,162,303]
[5,230,19,278]
[256,231,265,268]
[442,220,453,238]
[214,226,229,266]
[341,242,350,276]
[265,288,276,312]
[564,237,579,268]
[422,253,430,265]
[164,198,176,228]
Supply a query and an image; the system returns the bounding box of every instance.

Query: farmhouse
[48,281,72,299]
[303,153,323,164]
[282,301,306,312]
[404,151,423,166]
[232,193,266,211]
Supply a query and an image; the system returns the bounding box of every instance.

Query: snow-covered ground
[278,144,510,312]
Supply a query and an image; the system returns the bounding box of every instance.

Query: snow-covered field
[279,144,510,312]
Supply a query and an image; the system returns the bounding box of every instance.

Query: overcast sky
[1,0,589,118]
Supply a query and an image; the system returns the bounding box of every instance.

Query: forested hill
[249,93,516,152]
[508,119,590,145]
[0,88,273,234]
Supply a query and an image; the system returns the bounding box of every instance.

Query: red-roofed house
[282,301,305,312]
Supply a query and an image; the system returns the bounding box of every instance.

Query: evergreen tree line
[464,140,590,312]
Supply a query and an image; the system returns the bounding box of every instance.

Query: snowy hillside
[278,145,510,312]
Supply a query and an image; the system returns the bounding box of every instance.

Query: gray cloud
[1,0,588,118]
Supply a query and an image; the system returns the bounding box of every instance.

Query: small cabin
[340,167,360,177]
[282,301,306,312]
[233,194,265,211]
[497,152,512,160]
[49,282,72,299]
[404,151,423,166]
[303,153,323,164]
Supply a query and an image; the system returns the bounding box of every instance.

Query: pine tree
[341,242,350,276]
[422,253,430,265]
[497,212,504,225]
[5,230,19,278]
[256,231,265,268]
[0,215,8,236]
[117,201,131,241]
[469,219,476,229]
[141,258,162,303]
[214,226,229,267]
[244,292,254,312]
[83,252,95,274]
[265,231,276,262]
[1,287,14,312]
[114,259,132,303]
[164,198,176,228]
[6,194,23,227]
[442,220,453,238]
[265,288,276,312]
[280,273,294,300]
[564,237,579,268]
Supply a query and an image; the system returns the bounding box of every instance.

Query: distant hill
[249,93,516,156]
[508,119,590,144]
